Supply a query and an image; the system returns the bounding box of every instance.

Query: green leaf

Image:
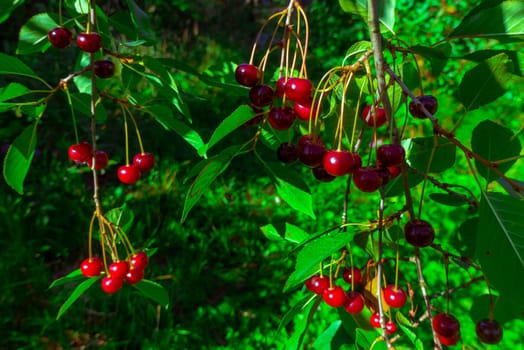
[406,136,456,173]
[70,93,107,122]
[17,13,56,55]
[0,0,26,24]
[313,320,343,350]
[0,83,31,111]
[3,123,38,194]
[286,296,321,350]
[133,279,169,308]
[461,49,524,76]
[338,0,396,33]
[181,145,244,222]
[277,294,316,333]
[260,224,284,242]
[0,53,38,78]
[64,0,89,15]
[471,120,521,183]
[143,105,204,153]
[48,269,83,289]
[396,312,424,350]
[125,0,157,45]
[475,192,524,312]
[56,277,99,319]
[260,222,309,243]
[429,193,469,207]
[203,105,254,156]
[449,0,524,41]
[409,43,452,76]
[457,54,522,111]
[106,205,135,233]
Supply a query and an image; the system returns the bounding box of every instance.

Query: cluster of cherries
[80,251,149,294]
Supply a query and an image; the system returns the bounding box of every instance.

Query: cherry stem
[58,0,64,26]
[63,85,79,144]
[87,211,97,260]
[125,106,145,154]
[417,134,438,219]
[122,106,130,165]
[428,275,484,300]
[443,254,451,314]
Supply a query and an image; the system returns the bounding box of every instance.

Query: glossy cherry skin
[268,106,296,130]
[80,257,103,277]
[108,261,130,279]
[275,77,287,97]
[432,313,460,338]
[297,135,326,168]
[404,219,435,247]
[370,312,381,328]
[101,276,124,294]
[284,78,313,103]
[377,144,405,167]
[322,286,347,307]
[235,63,260,87]
[129,251,149,270]
[386,321,398,335]
[323,150,354,177]
[409,95,438,119]
[117,164,141,184]
[125,268,145,285]
[133,152,155,172]
[48,27,73,48]
[438,334,460,346]
[305,275,329,295]
[94,59,115,78]
[344,291,365,314]
[475,319,503,344]
[249,84,274,107]
[383,285,407,308]
[312,166,335,182]
[277,142,298,163]
[342,266,362,286]
[87,150,109,170]
[294,99,321,121]
[68,142,92,163]
[361,105,387,127]
[76,32,102,53]
[353,167,382,192]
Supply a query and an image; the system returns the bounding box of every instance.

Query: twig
[428,276,484,300]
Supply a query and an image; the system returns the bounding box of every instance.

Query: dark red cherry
[235,63,260,87]
[276,76,287,97]
[475,319,503,344]
[353,167,382,192]
[133,152,155,172]
[48,27,73,48]
[344,291,365,314]
[76,32,102,53]
[409,95,438,119]
[350,153,362,173]
[249,84,274,107]
[125,268,145,285]
[244,105,264,126]
[323,150,354,177]
[312,166,335,182]
[87,150,109,170]
[383,285,407,308]
[80,257,103,277]
[377,144,405,167]
[277,142,298,163]
[101,275,124,294]
[361,105,387,127]
[268,106,296,130]
[297,135,326,168]
[432,313,460,338]
[404,219,435,247]
[68,142,92,163]
[322,286,347,307]
[305,275,329,294]
[94,59,115,78]
[284,78,313,103]
[129,251,149,271]
[342,266,362,286]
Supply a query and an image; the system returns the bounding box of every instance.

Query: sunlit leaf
[106,205,135,233]
[133,279,169,308]
[285,296,321,350]
[406,136,456,173]
[277,294,317,333]
[338,0,396,34]
[48,269,83,289]
[56,277,98,319]
[0,0,26,24]
[0,53,38,77]
[3,123,38,194]
[17,13,56,55]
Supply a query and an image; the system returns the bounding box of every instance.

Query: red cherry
[125,268,145,285]
[353,167,382,192]
[350,153,362,173]
[130,251,149,270]
[133,152,155,172]
[94,59,115,78]
[305,275,330,295]
[432,313,460,338]
[249,84,274,107]
[361,105,387,127]
[387,165,401,179]
[235,63,260,87]
[268,106,296,130]
[297,134,326,168]
[80,257,103,277]
[438,334,460,346]
[68,142,92,163]
[312,166,335,182]
[322,286,347,307]
[294,99,321,121]
[475,319,503,344]
[277,142,298,163]
[383,285,407,308]
[108,261,130,279]
[101,275,124,294]
[386,321,398,335]
[409,95,438,119]
[48,27,73,48]
[404,219,435,247]
[377,144,405,167]
[284,78,313,103]
[76,32,102,53]
[87,150,109,170]
[275,76,287,97]
[342,266,362,286]
[323,150,354,177]
[344,291,365,314]
[370,312,381,328]
[117,164,141,184]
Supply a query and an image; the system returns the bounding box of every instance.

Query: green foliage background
[0,0,523,349]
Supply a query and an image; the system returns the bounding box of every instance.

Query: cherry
[353,167,382,192]
[275,76,287,97]
[370,312,381,328]
[108,261,130,279]
[432,313,460,338]
[385,321,398,335]
[322,286,347,307]
[438,334,460,346]
[297,134,326,168]
[312,166,335,182]
[323,150,354,177]
[361,105,387,127]
[342,266,362,286]
[387,165,401,179]
[129,251,149,270]
[344,291,365,314]
[87,150,109,170]
[305,275,329,295]
[235,63,260,87]
[94,59,115,79]
[350,153,362,173]
[284,77,313,103]
[117,164,141,184]
[249,84,274,107]
[377,144,405,167]
[76,32,102,53]
[80,257,103,278]
[133,152,155,172]
[404,219,435,247]
[409,95,438,119]
[48,27,73,48]
[277,142,298,163]
[268,106,296,130]
[475,319,503,344]
[244,105,264,126]
[68,142,92,163]
[383,285,407,308]
[294,99,320,121]
[101,275,124,294]
[125,268,145,285]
